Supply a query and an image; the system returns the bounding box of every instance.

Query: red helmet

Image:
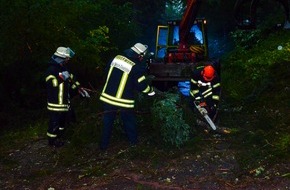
[202,65,215,81]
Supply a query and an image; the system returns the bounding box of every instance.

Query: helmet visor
[66,47,75,58]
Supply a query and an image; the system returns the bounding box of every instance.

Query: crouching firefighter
[99,43,155,151]
[45,47,90,147]
[190,64,221,130]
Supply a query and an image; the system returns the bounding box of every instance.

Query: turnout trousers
[100,103,137,150]
[47,111,67,140]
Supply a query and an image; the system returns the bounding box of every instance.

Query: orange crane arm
[179,0,201,50]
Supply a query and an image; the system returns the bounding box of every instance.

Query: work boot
[48,138,64,148]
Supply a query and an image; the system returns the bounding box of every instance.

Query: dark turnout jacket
[100,50,153,108]
[190,66,221,106]
[45,56,80,112]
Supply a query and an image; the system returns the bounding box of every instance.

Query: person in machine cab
[190,64,221,128]
[99,43,155,151]
[45,47,90,147]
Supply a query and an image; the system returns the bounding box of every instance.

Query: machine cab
[155,18,208,63]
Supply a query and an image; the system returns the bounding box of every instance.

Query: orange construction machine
[149,0,210,82]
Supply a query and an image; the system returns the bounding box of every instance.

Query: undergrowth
[151,92,191,148]
[222,28,290,102]
[0,28,289,177]
[221,27,290,170]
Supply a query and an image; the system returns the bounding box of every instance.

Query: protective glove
[59,71,70,81]
[78,88,90,98]
[148,90,155,96]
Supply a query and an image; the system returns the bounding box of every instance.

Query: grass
[218,27,290,171]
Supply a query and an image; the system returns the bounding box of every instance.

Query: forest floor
[0,137,289,190]
[0,112,289,190]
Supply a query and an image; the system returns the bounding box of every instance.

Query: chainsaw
[194,101,217,130]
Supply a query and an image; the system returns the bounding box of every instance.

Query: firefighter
[190,64,221,128]
[45,47,90,147]
[99,43,155,151]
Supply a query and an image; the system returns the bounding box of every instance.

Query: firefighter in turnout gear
[99,43,155,150]
[190,64,221,127]
[45,47,90,147]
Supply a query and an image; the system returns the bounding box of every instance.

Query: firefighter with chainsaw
[45,47,90,147]
[190,64,221,130]
[99,43,155,151]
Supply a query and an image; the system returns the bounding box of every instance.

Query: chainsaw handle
[193,100,200,107]
[194,101,208,115]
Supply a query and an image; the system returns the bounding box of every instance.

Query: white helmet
[131,43,148,56]
[54,47,75,58]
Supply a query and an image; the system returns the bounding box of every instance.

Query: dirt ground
[1,131,289,190]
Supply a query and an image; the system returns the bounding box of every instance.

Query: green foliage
[151,93,191,148]
[0,119,45,151]
[164,0,184,20]
[0,0,139,65]
[226,92,290,169]
[87,26,111,53]
[72,25,112,80]
[274,133,290,155]
[232,125,290,169]
[220,27,290,169]
[230,29,262,49]
[0,0,142,110]
[66,95,103,146]
[222,29,290,101]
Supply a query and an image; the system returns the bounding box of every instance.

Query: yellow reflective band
[52,79,58,87]
[47,102,69,111]
[101,93,134,103]
[71,81,80,89]
[46,75,55,82]
[46,75,58,87]
[212,95,220,100]
[202,88,212,95]
[59,83,64,104]
[47,132,57,138]
[138,76,146,83]
[213,83,221,88]
[116,73,128,98]
[204,91,212,98]
[47,103,68,107]
[100,96,134,108]
[47,107,69,111]
[142,86,151,93]
[190,90,199,96]
[191,90,199,95]
[191,79,197,84]
[102,66,114,93]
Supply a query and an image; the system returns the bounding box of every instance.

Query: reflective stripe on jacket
[190,67,221,104]
[46,74,70,111]
[100,55,153,108]
[45,58,80,112]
